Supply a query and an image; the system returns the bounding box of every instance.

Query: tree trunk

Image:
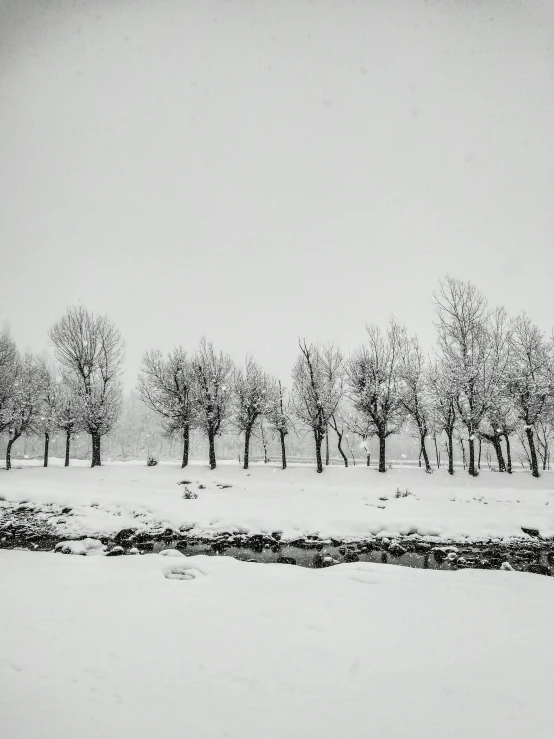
[525,426,540,478]
[65,429,71,467]
[478,438,482,470]
[468,437,478,477]
[43,432,50,468]
[420,434,432,472]
[366,452,370,467]
[325,425,329,466]
[91,433,101,467]
[336,432,348,467]
[208,429,216,470]
[243,426,251,470]
[314,430,323,473]
[504,434,512,474]
[181,425,190,468]
[378,434,386,473]
[492,436,506,472]
[434,435,440,469]
[447,431,454,475]
[459,439,466,470]
[6,437,17,471]
[279,430,287,470]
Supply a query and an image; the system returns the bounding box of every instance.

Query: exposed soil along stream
[1,504,552,574]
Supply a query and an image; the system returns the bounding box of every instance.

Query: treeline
[1,277,553,477]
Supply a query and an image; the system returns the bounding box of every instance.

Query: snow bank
[1,461,553,543]
[54,538,106,555]
[0,550,552,739]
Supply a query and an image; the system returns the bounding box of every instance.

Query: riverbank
[1,460,553,544]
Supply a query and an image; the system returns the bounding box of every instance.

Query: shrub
[146,456,159,467]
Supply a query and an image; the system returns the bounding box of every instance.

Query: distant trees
[233,358,276,470]
[192,339,233,470]
[49,306,125,467]
[138,348,197,468]
[348,320,405,472]
[292,341,343,473]
[1,277,553,477]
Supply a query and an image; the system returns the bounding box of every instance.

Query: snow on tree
[265,380,292,470]
[138,347,197,468]
[434,277,503,477]
[474,307,514,473]
[55,383,81,467]
[35,367,61,468]
[49,306,125,467]
[292,341,343,473]
[191,338,234,470]
[398,332,433,473]
[347,319,405,473]
[233,358,276,470]
[427,359,457,474]
[3,354,49,470]
[0,329,18,434]
[506,313,553,478]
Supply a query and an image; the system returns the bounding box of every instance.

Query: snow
[1,459,553,542]
[54,538,106,555]
[0,549,552,739]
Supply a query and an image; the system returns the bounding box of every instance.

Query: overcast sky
[1,0,553,388]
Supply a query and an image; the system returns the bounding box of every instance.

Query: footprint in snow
[163,563,206,581]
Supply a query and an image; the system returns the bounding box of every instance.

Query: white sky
[1,0,553,387]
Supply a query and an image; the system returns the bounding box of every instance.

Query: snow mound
[163,563,206,580]
[158,549,185,557]
[55,538,106,556]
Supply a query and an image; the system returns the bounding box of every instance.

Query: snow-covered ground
[0,549,552,739]
[1,459,553,542]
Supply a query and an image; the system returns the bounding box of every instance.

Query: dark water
[150,539,554,575]
[1,505,552,575]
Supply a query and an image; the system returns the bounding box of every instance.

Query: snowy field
[1,459,553,542]
[1,549,552,739]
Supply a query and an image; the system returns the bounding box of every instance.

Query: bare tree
[399,333,433,473]
[428,360,457,474]
[0,330,18,433]
[535,416,553,471]
[138,347,197,467]
[435,277,503,477]
[347,319,405,473]
[36,368,60,468]
[233,358,276,470]
[3,355,49,470]
[56,385,80,467]
[49,306,125,467]
[266,380,291,470]
[191,339,233,470]
[328,413,349,467]
[507,314,553,477]
[476,307,513,473]
[291,341,343,473]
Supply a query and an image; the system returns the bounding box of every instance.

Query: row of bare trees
[1,278,553,476]
[0,306,125,469]
[138,342,291,471]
